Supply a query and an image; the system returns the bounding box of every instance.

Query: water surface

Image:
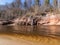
[0,25,60,45]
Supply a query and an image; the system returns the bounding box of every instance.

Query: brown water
[0,25,60,45]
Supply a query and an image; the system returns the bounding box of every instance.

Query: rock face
[13,16,34,25]
[38,13,60,25]
[48,15,58,25]
[13,15,41,26]
[1,13,60,26]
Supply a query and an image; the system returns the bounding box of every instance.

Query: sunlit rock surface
[38,13,60,25]
[10,13,60,26]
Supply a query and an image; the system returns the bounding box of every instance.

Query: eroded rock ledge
[0,13,60,26]
[37,13,60,25]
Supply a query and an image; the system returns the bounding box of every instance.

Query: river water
[0,25,60,45]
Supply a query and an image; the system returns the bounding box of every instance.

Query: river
[0,25,60,45]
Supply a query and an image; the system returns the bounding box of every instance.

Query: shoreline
[0,13,60,26]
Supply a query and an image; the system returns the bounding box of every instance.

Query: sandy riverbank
[0,34,60,45]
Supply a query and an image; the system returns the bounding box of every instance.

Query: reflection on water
[0,25,60,45]
[0,25,60,37]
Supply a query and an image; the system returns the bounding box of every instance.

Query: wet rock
[2,21,14,25]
